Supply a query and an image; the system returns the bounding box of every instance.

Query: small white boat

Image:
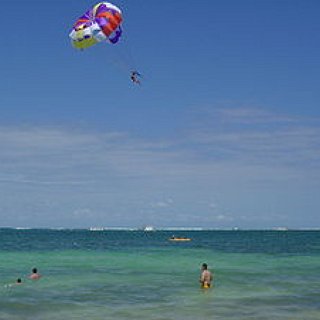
[143,226,155,232]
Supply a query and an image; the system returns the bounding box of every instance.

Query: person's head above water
[202,263,208,270]
[29,267,41,280]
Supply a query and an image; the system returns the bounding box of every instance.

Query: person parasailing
[130,71,142,85]
[70,3,141,84]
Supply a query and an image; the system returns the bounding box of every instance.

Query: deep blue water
[1,229,319,254]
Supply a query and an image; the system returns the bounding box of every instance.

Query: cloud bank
[0,106,319,228]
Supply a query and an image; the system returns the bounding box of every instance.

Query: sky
[0,0,319,229]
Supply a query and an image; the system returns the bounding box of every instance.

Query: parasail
[69,2,123,50]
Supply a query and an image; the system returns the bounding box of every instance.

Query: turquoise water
[0,230,319,319]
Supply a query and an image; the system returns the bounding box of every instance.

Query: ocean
[0,229,319,320]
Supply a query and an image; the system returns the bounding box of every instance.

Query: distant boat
[143,226,155,232]
[89,227,105,231]
[273,227,288,231]
[169,236,191,242]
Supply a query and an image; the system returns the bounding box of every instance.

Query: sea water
[0,229,319,320]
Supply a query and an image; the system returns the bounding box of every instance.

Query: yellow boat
[169,237,192,242]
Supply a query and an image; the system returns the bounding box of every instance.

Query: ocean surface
[0,229,319,320]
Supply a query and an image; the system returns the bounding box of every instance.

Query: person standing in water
[200,263,213,288]
[29,268,41,280]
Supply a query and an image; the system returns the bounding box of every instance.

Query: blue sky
[0,0,319,228]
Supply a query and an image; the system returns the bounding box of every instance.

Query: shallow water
[0,229,319,319]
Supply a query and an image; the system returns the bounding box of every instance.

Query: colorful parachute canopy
[69,2,123,50]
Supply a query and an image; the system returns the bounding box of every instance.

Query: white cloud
[215,214,233,221]
[0,105,319,228]
[186,106,320,167]
[150,199,174,208]
[208,202,219,211]
[216,107,296,124]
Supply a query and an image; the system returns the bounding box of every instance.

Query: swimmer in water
[4,278,23,288]
[29,268,41,280]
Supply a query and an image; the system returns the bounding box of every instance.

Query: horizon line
[0,226,319,231]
